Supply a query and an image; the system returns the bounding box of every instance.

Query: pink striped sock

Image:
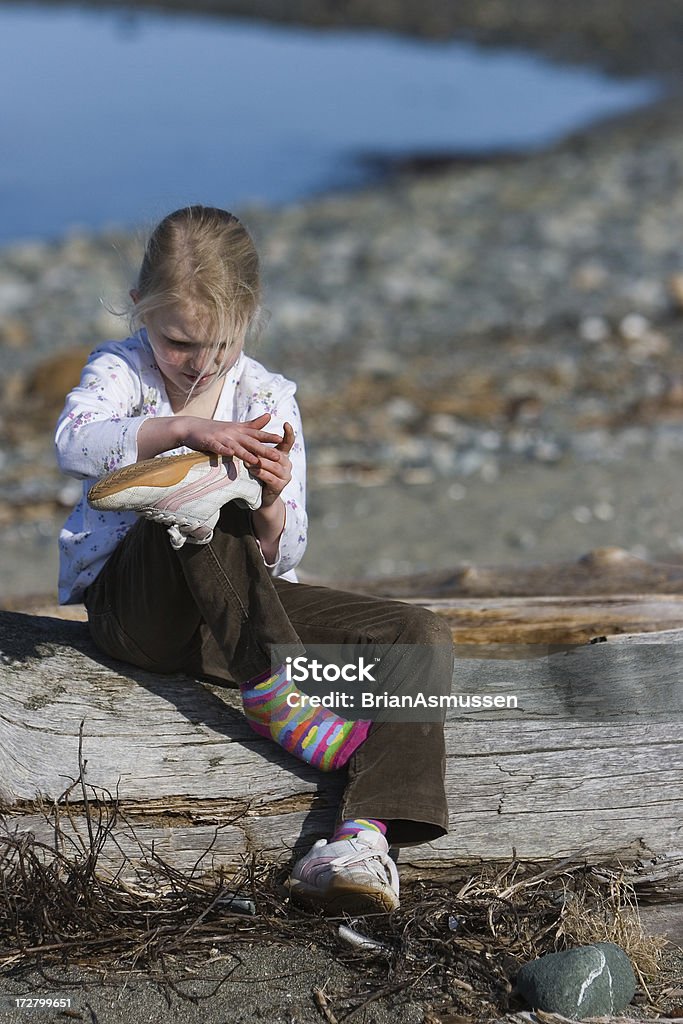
[240,664,372,771]
[331,819,387,842]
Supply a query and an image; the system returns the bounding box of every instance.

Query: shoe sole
[287,877,398,915]
[89,451,220,504]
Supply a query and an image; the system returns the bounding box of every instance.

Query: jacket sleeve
[54,347,147,480]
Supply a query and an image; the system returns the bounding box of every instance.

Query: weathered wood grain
[1,609,681,883]
[418,594,683,642]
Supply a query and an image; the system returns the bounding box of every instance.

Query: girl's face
[140,301,243,402]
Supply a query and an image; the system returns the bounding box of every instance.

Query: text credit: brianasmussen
[285,692,518,710]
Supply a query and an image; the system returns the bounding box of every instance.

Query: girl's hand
[250,421,295,507]
[179,413,284,465]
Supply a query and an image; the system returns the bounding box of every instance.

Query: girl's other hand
[249,420,295,507]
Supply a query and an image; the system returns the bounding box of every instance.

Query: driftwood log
[0,547,682,892]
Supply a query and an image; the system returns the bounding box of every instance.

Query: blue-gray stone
[515,942,637,1019]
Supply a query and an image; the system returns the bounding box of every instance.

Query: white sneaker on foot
[88,451,262,549]
[288,830,399,915]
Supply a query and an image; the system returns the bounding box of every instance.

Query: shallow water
[0,3,660,243]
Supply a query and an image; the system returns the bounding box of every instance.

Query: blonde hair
[130,206,263,359]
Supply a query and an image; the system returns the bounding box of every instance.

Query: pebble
[479,460,499,483]
[385,397,419,424]
[0,277,32,315]
[593,501,615,521]
[572,506,593,524]
[515,942,637,1018]
[619,312,651,341]
[579,316,610,343]
[533,440,563,463]
[458,450,486,477]
[480,430,502,451]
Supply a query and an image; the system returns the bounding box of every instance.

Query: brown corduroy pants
[84,504,452,846]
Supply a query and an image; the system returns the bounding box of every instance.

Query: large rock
[515,941,637,1018]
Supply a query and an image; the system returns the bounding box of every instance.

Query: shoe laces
[166,524,188,550]
[147,511,213,550]
[329,839,399,892]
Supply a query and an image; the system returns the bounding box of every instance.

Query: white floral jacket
[55,331,307,603]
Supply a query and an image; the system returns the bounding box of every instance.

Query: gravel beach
[3,93,683,597]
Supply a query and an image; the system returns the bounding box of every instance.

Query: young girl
[56,205,452,915]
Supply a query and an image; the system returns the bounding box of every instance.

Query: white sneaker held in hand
[88,451,262,549]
